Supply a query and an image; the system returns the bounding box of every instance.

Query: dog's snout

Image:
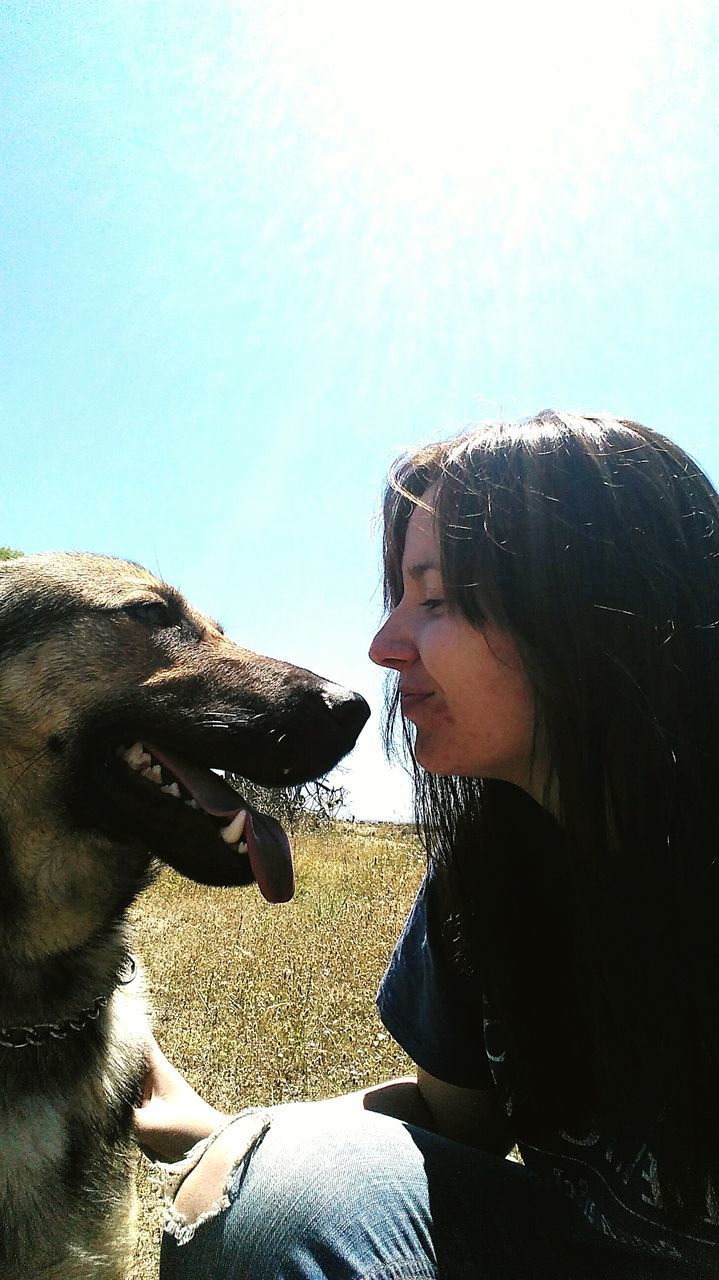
[321,687,371,739]
[258,681,369,785]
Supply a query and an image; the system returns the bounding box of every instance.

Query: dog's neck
[0,955,137,1050]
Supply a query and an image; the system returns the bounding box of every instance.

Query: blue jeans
[159,1103,704,1279]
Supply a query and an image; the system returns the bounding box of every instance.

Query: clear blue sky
[2,0,718,819]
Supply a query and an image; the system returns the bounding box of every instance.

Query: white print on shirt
[482,1016,506,1064]
[478,1001,719,1253]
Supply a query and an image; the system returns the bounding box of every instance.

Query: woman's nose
[369,610,417,670]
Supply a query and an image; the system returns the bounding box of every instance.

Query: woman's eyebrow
[406,559,442,581]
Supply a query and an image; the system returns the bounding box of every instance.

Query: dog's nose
[321,687,371,740]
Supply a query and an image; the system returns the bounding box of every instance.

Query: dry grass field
[128,820,425,1279]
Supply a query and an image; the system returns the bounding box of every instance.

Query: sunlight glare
[244,0,668,218]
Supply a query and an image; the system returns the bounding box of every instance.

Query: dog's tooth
[237,841,249,854]
[220,810,247,845]
[143,765,164,784]
[161,782,182,799]
[184,799,200,810]
[123,742,146,769]
[137,753,152,769]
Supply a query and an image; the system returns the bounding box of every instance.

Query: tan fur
[0,552,368,1278]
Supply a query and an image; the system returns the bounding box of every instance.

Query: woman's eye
[422,598,446,612]
[123,601,173,628]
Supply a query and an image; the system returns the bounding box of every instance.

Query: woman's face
[369,495,540,794]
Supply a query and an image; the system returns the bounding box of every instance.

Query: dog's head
[0,553,369,925]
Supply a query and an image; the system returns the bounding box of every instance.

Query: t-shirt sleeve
[376,866,495,1090]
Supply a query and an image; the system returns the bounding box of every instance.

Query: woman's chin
[414,741,457,775]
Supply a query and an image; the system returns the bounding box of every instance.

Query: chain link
[0,955,137,1050]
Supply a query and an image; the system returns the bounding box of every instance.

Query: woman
[136,410,719,1278]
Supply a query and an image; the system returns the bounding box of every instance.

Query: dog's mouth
[104,738,294,901]
[70,673,368,899]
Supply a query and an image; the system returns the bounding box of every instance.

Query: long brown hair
[381,410,719,1223]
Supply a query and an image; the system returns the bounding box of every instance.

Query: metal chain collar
[0,955,137,1050]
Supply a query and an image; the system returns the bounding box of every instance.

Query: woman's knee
[161,1104,439,1280]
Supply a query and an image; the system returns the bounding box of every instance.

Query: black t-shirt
[377,866,719,1259]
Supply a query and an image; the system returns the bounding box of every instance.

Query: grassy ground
[128,820,425,1279]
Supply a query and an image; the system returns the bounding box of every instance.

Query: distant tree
[224,773,350,829]
[0,547,23,561]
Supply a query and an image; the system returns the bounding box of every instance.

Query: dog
[0,551,369,1279]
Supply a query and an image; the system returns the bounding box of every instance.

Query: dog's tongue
[147,745,294,903]
[242,809,294,904]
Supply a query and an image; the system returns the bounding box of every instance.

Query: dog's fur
[0,552,369,1279]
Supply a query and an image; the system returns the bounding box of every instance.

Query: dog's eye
[122,601,173,629]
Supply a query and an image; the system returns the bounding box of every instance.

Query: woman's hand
[134,1035,228,1164]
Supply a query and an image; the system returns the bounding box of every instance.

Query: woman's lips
[400,690,433,718]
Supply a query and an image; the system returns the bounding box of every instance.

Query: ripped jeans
[158,1102,704,1280]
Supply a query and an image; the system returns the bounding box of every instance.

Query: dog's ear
[0,554,29,663]
[0,554,84,664]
